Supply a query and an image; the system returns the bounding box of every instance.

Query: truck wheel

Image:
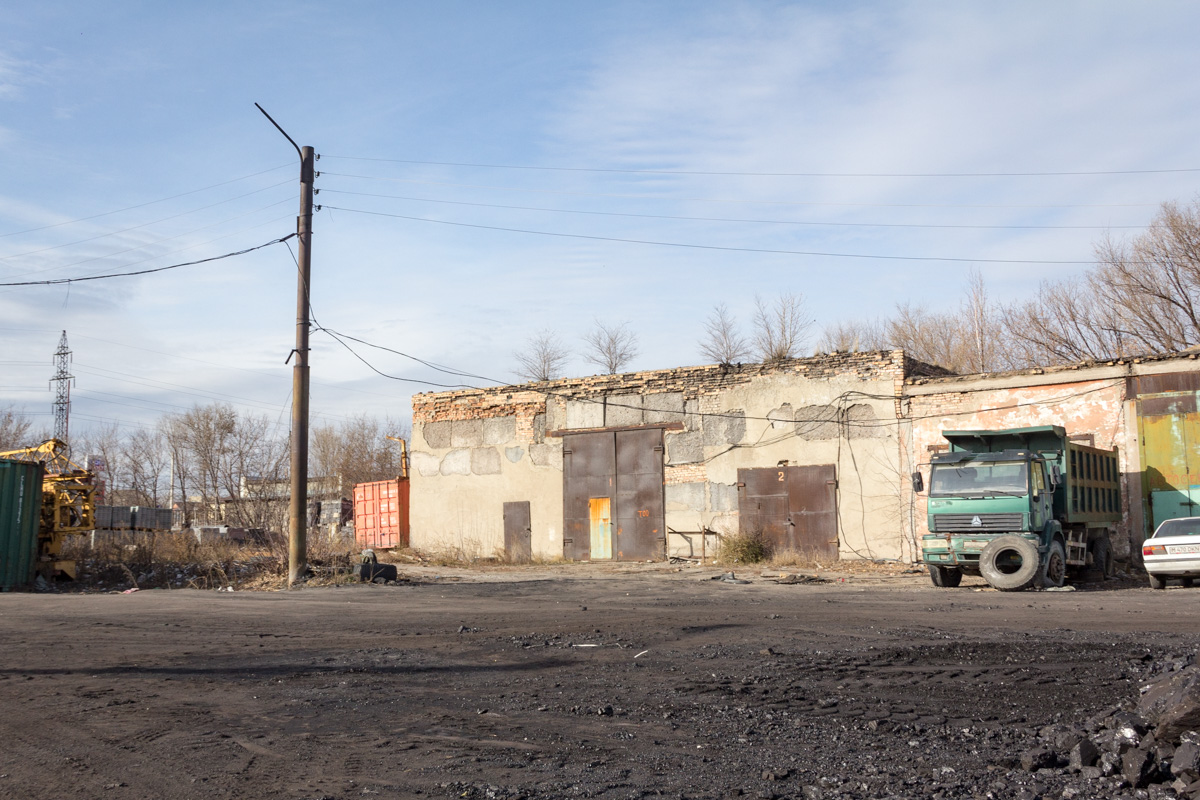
[1148,572,1167,590]
[1089,533,1112,579]
[1041,540,1067,588]
[929,565,963,588]
[979,535,1041,591]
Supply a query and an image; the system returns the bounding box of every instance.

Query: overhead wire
[320,171,1159,209]
[0,162,294,239]
[319,188,1144,231]
[321,204,1098,265]
[0,179,294,262]
[0,234,295,286]
[322,154,1200,178]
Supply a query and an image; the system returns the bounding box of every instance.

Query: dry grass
[715,530,771,565]
[61,529,362,591]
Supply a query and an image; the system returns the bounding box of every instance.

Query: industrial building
[409,348,1200,565]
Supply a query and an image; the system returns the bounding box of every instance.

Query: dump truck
[915,425,1120,591]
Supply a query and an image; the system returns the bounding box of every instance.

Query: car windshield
[929,460,1029,497]
[1154,518,1200,538]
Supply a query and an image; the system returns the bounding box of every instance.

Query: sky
[2,1,1200,442]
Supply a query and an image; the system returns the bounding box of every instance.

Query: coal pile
[1019,654,1200,799]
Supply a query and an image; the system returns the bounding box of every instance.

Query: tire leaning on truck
[979,535,1042,591]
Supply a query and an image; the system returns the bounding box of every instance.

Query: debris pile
[1021,655,1200,797]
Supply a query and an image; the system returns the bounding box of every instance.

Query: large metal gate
[562,429,665,561]
[1138,391,1200,530]
[737,464,838,560]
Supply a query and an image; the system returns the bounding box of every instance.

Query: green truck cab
[916,426,1120,591]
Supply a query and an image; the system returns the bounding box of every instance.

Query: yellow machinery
[0,439,96,580]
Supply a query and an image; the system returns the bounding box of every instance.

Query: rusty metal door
[738,465,838,560]
[562,431,615,560]
[563,428,665,561]
[503,501,532,562]
[1138,392,1200,530]
[614,428,665,560]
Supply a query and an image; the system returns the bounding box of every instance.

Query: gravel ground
[0,564,1193,799]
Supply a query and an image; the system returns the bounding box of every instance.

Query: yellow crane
[0,439,96,580]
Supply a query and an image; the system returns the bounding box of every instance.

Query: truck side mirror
[911,471,924,493]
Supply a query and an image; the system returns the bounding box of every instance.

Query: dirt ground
[1,564,1197,800]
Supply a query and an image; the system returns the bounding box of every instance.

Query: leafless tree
[0,405,33,451]
[123,429,170,506]
[699,304,751,365]
[582,320,639,374]
[161,404,288,529]
[1001,199,1200,365]
[513,329,572,382]
[819,318,888,354]
[311,414,410,491]
[752,293,812,362]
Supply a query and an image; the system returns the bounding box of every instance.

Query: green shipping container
[0,458,44,590]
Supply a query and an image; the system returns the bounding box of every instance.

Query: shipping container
[353,478,409,550]
[0,459,44,590]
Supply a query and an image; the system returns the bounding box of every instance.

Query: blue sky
[2,1,1200,439]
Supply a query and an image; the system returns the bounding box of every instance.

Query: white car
[1143,517,1200,589]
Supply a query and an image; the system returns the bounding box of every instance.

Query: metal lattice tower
[52,330,73,443]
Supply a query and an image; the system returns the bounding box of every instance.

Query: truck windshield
[929,461,1028,497]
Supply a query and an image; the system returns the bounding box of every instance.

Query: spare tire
[1089,533,1113,579]
[979,535,1042,591]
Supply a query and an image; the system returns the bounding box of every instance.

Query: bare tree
[819,318,887,354]
[582,320,639,374]
[1001,199,1200,366]
[311,414,410,491]
[699,304,751,365]
[752,293,812,362]
[513,329,572,382]
[0,405,33,451]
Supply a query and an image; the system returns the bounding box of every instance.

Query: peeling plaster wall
[409,351,918,561]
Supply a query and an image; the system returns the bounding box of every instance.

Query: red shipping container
[353,478,410,550]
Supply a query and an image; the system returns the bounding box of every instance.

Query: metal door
[563,428,666,561]
[738,464,838,560]
[1139,392,1200,530]
[614,428,665,560]
[503,501,532,562]
[563,432,615,560]
[589,497,612,559]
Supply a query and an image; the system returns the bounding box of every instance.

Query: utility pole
[51,330,73,443]
[256,103,314,587]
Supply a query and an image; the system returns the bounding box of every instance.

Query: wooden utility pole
[290,145,314,586]
[255,103,313,587]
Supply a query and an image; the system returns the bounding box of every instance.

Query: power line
[321,171,1159,209]
[0,234,294,286]
[1,198,294,281]
[320,188,1144,231]
[322,154,1200,179]
[0,163,293,239]
[321,205,1097,265]
[0,180,293,262]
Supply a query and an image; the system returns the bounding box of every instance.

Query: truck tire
[1089,533,1112,579]
[979,535,1041,591]
[1041,540,1067,588]
[929,565,963,588]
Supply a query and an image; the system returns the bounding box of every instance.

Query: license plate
[1167,544,1200,554]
